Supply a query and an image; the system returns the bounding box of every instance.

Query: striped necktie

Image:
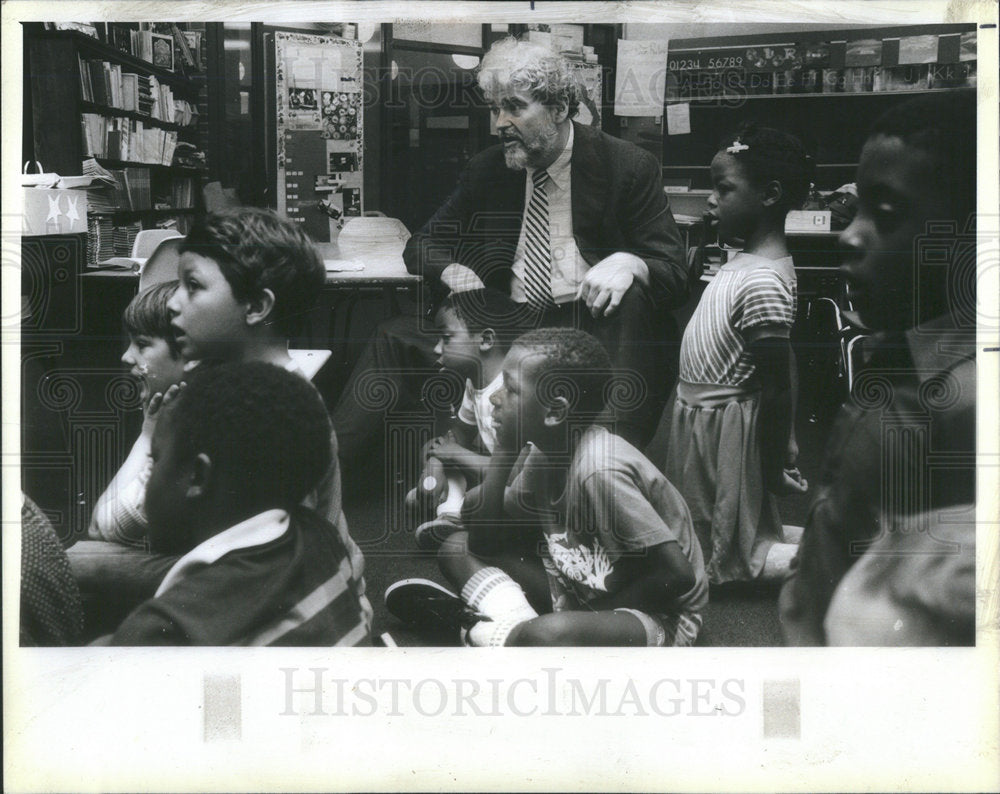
[522,168,555,312]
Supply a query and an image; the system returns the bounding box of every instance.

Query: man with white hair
[333,38,687,467]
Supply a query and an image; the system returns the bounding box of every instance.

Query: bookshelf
[25,26,209,264]
[660,23,977,191]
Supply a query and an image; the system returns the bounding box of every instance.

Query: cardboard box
[23,188,89,236]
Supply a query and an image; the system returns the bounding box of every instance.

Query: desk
[81,257,422,359]
[310,258,421,363]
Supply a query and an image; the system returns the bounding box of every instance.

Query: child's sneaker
[414,513,463,550]
[384,578,487,635]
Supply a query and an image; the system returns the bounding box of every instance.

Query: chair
[131,228,183,260]
[138,236,185,291]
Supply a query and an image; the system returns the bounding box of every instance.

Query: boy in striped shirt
[110,362,370,646]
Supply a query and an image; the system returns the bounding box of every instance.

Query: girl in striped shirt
[666,124,811,584]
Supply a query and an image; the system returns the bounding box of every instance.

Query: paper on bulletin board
[571,62,603,128]
[614,38,668,117]
[275,31,363,243]
[666,102,690,135]
[898,34,939,64]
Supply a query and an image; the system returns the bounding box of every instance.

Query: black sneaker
[384,578,488,635]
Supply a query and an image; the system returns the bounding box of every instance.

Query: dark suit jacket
[403,122,688,311]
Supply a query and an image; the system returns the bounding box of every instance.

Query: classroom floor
[346,399,830,648]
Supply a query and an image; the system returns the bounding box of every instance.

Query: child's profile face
[490,345,548,450]
[144,407,197,555]
[708,152,765,247]
[168,253,249,361]
[122,335,185,403]
[433,307,481,380]
[839,134,950,331]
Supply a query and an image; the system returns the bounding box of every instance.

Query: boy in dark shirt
[111,362,371,646]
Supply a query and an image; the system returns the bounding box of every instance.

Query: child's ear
[761,179,784,208]
[245,288,276,327]
[479,327,497,352]
[543,395,570,427]
[187,453,213,499]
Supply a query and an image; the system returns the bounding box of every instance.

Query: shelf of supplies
[668,86,975,103]
[92,157,207,174]
[88,207,198,217]
[38,29,204,88]
[79,102,197,133]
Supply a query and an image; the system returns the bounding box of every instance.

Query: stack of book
[173,99,199,126]
[136,74,154,116]
[85,215,115,265]
[112,221,142,257]
[171,142,205,169]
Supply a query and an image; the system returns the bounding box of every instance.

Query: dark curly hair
[868,90,976,227]
[180,209,325,337]
[717,122,814,213]
[122,280,181,357]
[512,327,612,414]
[164,362,332,509]
[437,288,536,350]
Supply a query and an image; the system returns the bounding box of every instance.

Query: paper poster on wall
[275,31,363,242]
[571,62,603,127]
[614,39,668,117]
[898,34,939,64]
[666,102,690,135]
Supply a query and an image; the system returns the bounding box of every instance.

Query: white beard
[502,123,560,171]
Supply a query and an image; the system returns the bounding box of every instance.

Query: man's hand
[577,252,648,317]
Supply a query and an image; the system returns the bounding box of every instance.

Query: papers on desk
[96,256,145,272]
[324,259,365,272]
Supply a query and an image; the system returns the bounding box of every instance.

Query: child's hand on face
[141,382,185,438]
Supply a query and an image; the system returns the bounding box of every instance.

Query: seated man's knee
[617,281,654,312]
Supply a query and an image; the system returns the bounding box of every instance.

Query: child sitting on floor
[386,328,707,647]
[666,123,811,585]
[88,280,187,548]
[68,209,370,635]
[110,362,371,646]
[406,288,529,549]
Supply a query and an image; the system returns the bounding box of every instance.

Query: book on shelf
[78,57,196,126]
[80,114,180,165]
[151,32,174,71]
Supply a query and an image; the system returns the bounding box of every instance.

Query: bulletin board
[274,31,363,243]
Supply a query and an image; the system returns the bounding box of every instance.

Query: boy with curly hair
[110,362,370,646]
[387,328,707,646]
